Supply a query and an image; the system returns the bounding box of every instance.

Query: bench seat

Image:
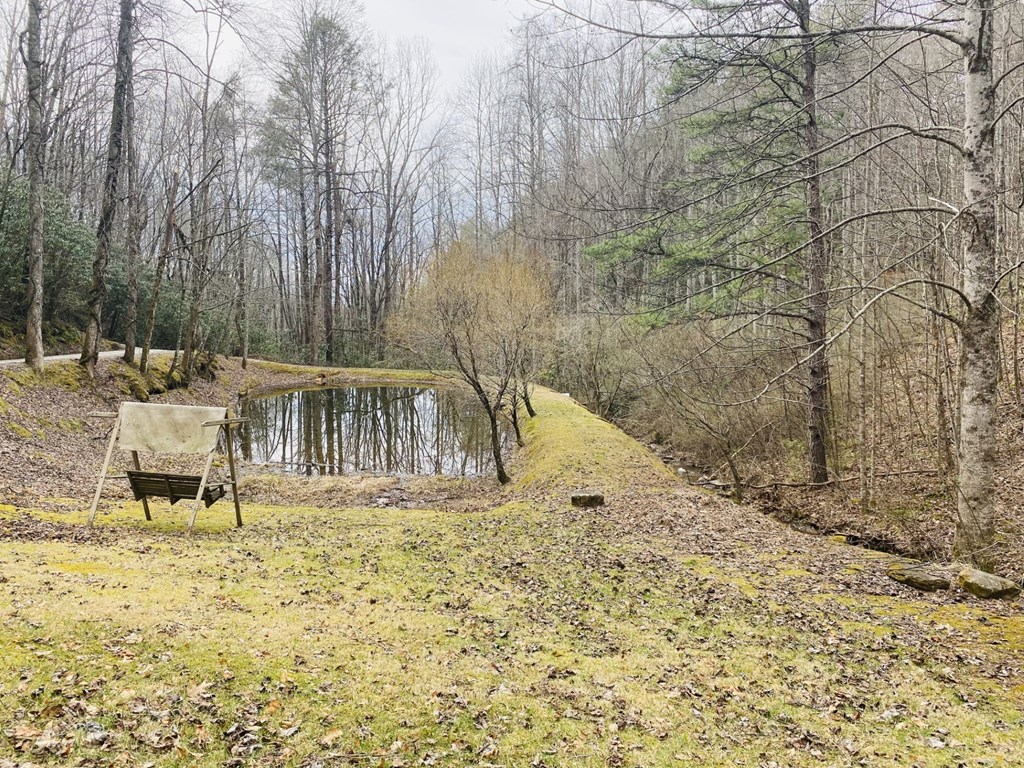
[126,470,227,508]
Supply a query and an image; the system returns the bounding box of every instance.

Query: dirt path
[0,348,174,367]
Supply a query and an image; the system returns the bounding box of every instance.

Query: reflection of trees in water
[238,387,504,476]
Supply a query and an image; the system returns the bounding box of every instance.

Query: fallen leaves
[6,722,74,758]
[1,469,1023,766]
[186,680,215,710]
[319,726,344,746]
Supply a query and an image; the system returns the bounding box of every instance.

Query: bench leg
[89,415,121,525]
[187,453,216,535]
[225,424,242,527]
[131,451,152,521]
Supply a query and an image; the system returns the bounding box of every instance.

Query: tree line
[3,0,451,377]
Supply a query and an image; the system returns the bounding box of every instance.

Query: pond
[237,386,508,477]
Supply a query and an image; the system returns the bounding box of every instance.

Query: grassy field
[1,384,1023,767]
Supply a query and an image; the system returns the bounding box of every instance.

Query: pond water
[237,386,507,477]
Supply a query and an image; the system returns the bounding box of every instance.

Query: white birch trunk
[955,0,1000,570]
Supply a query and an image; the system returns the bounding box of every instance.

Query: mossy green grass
[0,375,1022,766]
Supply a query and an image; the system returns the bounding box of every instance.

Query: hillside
[0,359,1022,766]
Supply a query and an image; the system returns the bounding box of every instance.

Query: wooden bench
[126,471,227,508]
[88,403,247,533]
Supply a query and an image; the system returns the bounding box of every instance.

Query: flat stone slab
[958,567,1021,599]
[571,491,605,508]
[887,561,951,592]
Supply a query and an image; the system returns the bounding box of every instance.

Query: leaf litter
[0,373,1022,765]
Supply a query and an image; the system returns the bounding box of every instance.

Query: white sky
[362,0,534,94]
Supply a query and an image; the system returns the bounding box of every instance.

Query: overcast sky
[362,0,534,94]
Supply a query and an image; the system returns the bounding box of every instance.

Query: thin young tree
[121,53,142,364]
[22,0,44,370]
[139,171,177,374]
[79,0,133,376]
[391,242,553,484]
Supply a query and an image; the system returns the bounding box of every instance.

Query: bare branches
[533,0,969,47]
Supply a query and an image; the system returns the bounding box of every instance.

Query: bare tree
[22,0,44,369]
[79,0,133,376]
[391,242,553,484]
[954,0,999,569]
[121,48,142,364]
[139,171,178,374]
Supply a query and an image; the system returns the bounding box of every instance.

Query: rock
[571,491,605,508]
[957,567,1021,599]
[887,562,951,592]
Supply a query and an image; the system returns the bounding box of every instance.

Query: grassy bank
[0,367,1022,766]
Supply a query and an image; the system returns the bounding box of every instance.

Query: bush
[547,313,641,419]
[0,176,95,325]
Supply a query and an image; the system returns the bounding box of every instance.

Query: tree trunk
[799,0,830,484]
[509,400,524,447]
[234,246,248,369]
[955,0,999,571]
[523,383,537,418]
[23,0,45,371]
[488,407,510,484]
[122,69,141,365]
[311,167,326,364]
[181,268,204,383]
[140,172,178,374]
[722,443,744,503]
[322,83,336,364]
[80,0,133,377]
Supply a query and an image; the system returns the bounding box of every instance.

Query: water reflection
[238,386,506,477]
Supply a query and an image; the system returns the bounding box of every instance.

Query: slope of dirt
[628,343,1024,582]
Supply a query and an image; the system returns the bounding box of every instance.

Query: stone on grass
[887,561,951,592]
[571,491,605,508]
[957,567,1021,600]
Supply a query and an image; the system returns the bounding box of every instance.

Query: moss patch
[3,361,90,393]
[513,388,679,494]
[2,500,1023,767]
